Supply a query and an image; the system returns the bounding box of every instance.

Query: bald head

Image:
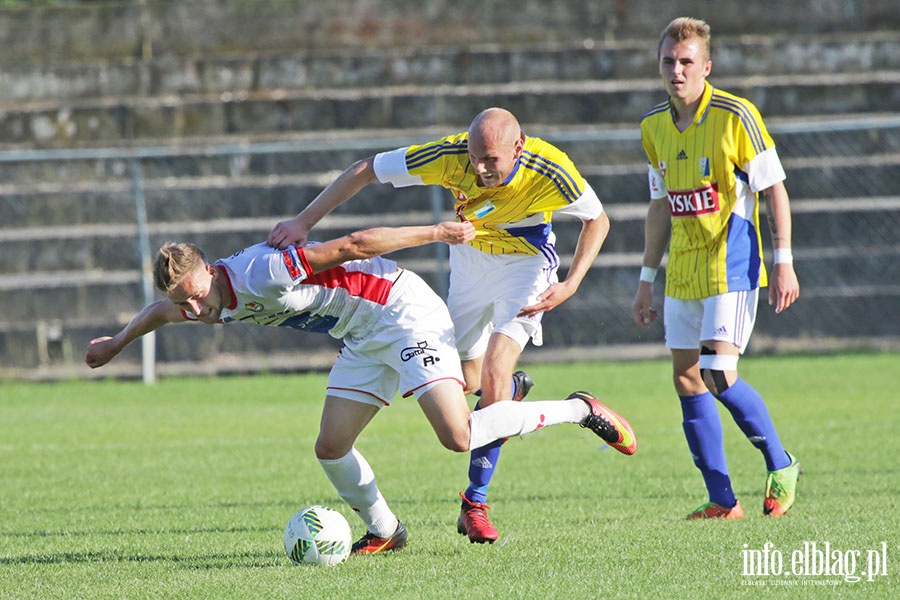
[468,107,521,148]
[467,108,523,188]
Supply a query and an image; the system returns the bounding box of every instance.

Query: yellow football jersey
[641,81,785,299]
[402,133,589,255]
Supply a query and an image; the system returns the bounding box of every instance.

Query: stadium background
[0,0,897,381]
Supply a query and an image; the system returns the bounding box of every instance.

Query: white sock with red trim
[467,399,589,450]
[318,447,398,537]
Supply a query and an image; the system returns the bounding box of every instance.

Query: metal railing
[1,114,898,381]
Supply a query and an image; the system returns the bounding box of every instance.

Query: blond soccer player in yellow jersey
[632,17,801,520]
[269,107,636,545]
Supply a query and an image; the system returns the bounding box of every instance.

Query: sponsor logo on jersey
[667,183,720,217]
[279,311,337,333]
[400,340,440,366]
[676,149,688,160]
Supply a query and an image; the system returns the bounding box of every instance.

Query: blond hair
[153,242,207,293]
[658,17,711,60]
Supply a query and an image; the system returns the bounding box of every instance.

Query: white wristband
[773,248,793,264]
[639,266,658,283]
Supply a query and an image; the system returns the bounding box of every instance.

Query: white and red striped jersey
[184,242,404,340]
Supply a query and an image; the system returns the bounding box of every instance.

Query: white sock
[318,447,398,537]
[468,399,590,451]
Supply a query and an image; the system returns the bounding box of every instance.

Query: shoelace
[465,504,492,526]
[583,413,616,442]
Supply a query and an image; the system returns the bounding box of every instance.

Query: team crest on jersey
[658,160,667,176]
[472,200,495,219]
[456,190,468,203]
[667,183,720,217]
[699,157,710,177]
[244,302,264,312]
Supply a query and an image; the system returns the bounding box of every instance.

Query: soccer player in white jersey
[631,17,801,519]
[268,107,634,544]
[86,221,636,554]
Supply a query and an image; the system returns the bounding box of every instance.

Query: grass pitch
[1,353,896,599]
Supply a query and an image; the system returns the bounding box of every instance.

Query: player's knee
[674,372,702,395]
[463,382,481,396]
[438,430,470,453]
[701,369,730,394]
[699,347,737,394]
[314,436,352,461]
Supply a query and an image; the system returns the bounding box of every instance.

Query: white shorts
[664,289,759,353]
[327,271,465,407]
[447,243,557,360]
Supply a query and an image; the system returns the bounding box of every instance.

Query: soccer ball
[284,505,353,567]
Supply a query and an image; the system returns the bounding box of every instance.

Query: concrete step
[1,242,895,328]
[3,31,897,104]
[2,71,897,145]
[2,151,897,236]
[6,115,898,184]
[0,215,446,276]
[4,0,897,66]
[0,315,345,371]
[4,254,897,373]
[5,194,898,275]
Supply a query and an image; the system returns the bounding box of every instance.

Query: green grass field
[1,354,897,599]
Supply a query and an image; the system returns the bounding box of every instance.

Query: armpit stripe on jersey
[302,266,394,305]
[505,222,551,253]
[406,140,468,170]
[520,151,582,202]
[710,95,767,154]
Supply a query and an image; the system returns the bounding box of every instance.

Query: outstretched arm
[85,299,186,369]
[268,156,378,249]
[302,221,476,273]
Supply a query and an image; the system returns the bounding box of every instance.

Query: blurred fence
[1,114,898,381]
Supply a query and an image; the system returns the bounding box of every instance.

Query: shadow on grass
[1,549,284,570]
[2,524,275,539]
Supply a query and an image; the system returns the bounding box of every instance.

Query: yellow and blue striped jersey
[641,81,786,299]
[374,132,598,256]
